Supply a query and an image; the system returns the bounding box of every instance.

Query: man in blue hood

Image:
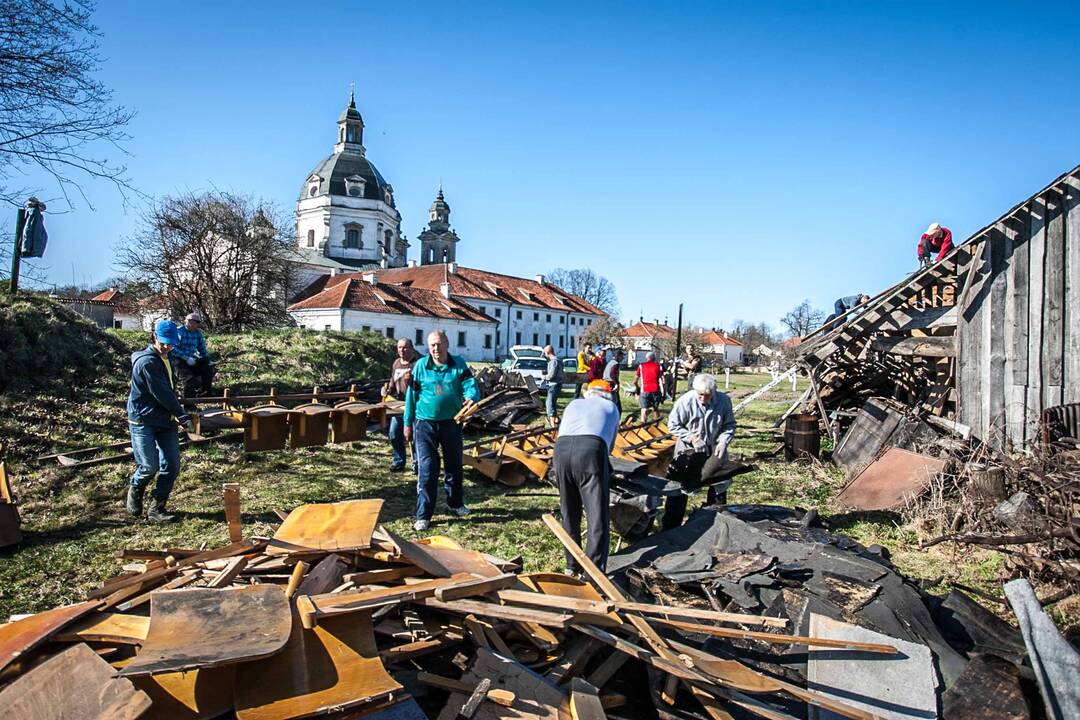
[126,319,195,522]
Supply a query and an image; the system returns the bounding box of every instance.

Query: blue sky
[11,1,1080,333]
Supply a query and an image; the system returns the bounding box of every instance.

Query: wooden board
[244,405,292,452]
[1065,175,1080,405]
[413,539,505,578]
[296,553,350,596]
[55,611,150,645]
[299,574,477,627]
[235,611,402,720]
[119,585,291,677]
[435,647,566,720]
[269,499,383,555]
[0,643,151,720]
[223,483,243,543]
[289,403,334,449]
[0,600,100,673]
[132,666,236,720]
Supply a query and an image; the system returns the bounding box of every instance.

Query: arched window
[306,229,315,247]
[346,228,360,248]
[308,185,318,197]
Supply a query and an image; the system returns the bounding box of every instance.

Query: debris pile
[459,367,543,431]
[7,496,1037,720]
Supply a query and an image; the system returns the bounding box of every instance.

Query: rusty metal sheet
[0,643,151,720]
[244,405,292,452]
[132,666,236,720]
[835,447,947,511]
[118,585,291,677]
[269,499,383,555]
[289,402,334,449]
[235,611,401,720]
[0,600,100,673]
[330,401,372,443]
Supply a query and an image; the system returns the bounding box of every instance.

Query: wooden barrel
[784,413,820,460]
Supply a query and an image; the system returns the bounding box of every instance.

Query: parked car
[500,345,544,370]
[506,357,549,389]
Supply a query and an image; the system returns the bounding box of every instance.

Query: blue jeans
[129,422,181,503]
[546,383,562,417]
[413,419,465,521]
[387,415,417,471]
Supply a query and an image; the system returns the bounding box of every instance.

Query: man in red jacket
[918,223,953,266]
[635,351,664,421]
[587,348,606,382]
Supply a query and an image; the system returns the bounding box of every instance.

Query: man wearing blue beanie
[126,319,195,522]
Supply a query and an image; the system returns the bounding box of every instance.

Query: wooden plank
[1043,188,1066,408]
[435,573,517,601]
[568,678,607,720]
[1005,208,1031,447]
[496,589,613,615]
[54,612,150,645]
[460,678,493,719]
[206,555,248,588]
[235,611,402,720]
[0,643,151,720]
[343,565,425,585]
[615,601,788,628]
[380,635,461,663]
[1065,175,1080,404]
[585,649,630,689]
[299,574,477,628]
[417,672,515,706]
[652,617,897,653]
[223,483,242,543]
[118,585,292,677]
[0,600,100,673]
[115,569,203,612]
[296,553,350,596]
[268,499,383,555]
[87,539,265,599]
[957,237,986,436]
[1026,197,1047,440]
[412,597,573,628]
[987,224,1009,449]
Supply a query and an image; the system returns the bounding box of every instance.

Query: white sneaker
[413,519,430,532]
[448,505,471,518]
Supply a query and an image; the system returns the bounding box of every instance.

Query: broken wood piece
[462,615,492,650]
[118,585,291,677]
[614,601,788,629]
[568,678,607,720]
[298,573,478,629]
[0,643,151,720]
[206,555,248,588]
[285,560,309,599]
[54,612,150,645]
[380,635,462,663]
[585,649,630,689]
[296,553,350,596]
[132,665,236,720]
[546,635,601,685]
[417,672,515,707]
[652,618,898,653]
[343,565,425,585]
[223,483,242,542]
[413,597,574,628]
[0,600,100,674]
[495,588,614,615]
[268,499,383,555]
[459,678,492,719]
[435,573,517,601]
[114,569,203,612]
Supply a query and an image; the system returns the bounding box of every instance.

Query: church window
[484,334,492,349]
[570,336,575,349]
[384,231,393,255]
[496,330,501,345]
[306,229,315,247]
[570,317,576,326]
[362,325,371,333]
[545,334,551,346]
[345,228,360,248]
[457,331,466,347]
[479,305,485,314]
[386,327,395,339]
[345,175,366,197]
[309,185,318,197]
[324,324,331,331]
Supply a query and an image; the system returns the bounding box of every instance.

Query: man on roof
[918,222,953,266]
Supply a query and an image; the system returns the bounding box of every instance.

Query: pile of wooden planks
[0,495,904,720]
[460,368,542,431]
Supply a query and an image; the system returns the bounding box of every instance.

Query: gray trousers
[553,435,610,573]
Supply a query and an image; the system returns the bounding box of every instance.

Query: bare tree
[0,0,135,209]
[729,319,779,353]
[578,315,625,349]
[780,300,825,339]
[117,191,298,331]
[651,327,707,364]
[546,268,620,316]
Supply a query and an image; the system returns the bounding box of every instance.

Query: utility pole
[672,303,683,398]
[8,208,27,294]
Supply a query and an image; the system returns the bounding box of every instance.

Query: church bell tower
[417,187,461,265]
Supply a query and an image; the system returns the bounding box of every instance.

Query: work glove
[185,356,196,366]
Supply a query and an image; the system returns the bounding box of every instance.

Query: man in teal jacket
[404,330,480,532]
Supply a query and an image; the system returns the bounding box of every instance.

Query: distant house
[700,330,744,366]
[617,321,676,365]
[753,343,781,361]
[288,272,499,362]
[89,288,143,330]
[52,296,115,328]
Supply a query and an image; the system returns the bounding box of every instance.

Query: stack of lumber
[0,498,901,720]
[463,368,542,431]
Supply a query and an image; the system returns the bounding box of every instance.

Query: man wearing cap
[552,379,621,574]
[661,373,737,530]
[172,311,215,399]
[127,319,196,522]
[918,223,953,266]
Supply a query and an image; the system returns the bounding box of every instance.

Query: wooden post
[724,368,730,388]
[222,483,242,542]
[222,387,231,410]
[8,208,26,294]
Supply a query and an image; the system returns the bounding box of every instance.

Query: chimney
[439,282,452,299]
[535,274,545,285]
[408,259,418,268]
[362,272,377,285]
[447,262,458,274]
[329,268,338,277]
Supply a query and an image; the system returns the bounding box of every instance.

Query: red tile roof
[702,330,743,347]
[90,288,121,302]
[368,265,606,316]
[288,275,496,323]
[621,322,676,339]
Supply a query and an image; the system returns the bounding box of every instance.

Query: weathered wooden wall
[957,167,1080,449]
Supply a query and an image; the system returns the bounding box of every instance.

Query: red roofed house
[89,288,144,330]
[618,321,676,365]
[288,272,499,361]
[701,330,744,366]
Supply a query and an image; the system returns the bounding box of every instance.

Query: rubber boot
[126,484,145,517]
[146,496,176,523]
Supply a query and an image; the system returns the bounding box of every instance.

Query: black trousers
[553,435,610,573]
[176,358,215,398]
[661,451,729,530]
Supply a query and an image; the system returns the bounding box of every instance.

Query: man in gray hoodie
[126,319,195,522]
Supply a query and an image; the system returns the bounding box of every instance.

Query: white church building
[288,95,605,360]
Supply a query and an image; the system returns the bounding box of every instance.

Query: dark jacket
[127,347,189,428]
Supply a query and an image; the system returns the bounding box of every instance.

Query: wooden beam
[569,678,607,720]
[222,483,242,542]
[652,618,898,653]
[434,573,517,602]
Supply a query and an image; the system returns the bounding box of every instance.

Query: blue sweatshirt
[127,347,190,428]
[403,354,480,426]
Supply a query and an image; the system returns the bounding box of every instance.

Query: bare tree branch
[781,299,825,338]
[546,267,621,317]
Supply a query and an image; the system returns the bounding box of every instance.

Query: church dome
[300,152,394,206]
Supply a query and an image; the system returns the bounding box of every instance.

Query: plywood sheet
[0,600,100,673]
[132,665,236,720]
[0,643,151,720]
[55,611,150,645]
[436,647,567,720]
[413,540,504,578]
[269,499,383,555]
[835,448,946,511]
[119,585,291,677]
[235,611,402,720]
